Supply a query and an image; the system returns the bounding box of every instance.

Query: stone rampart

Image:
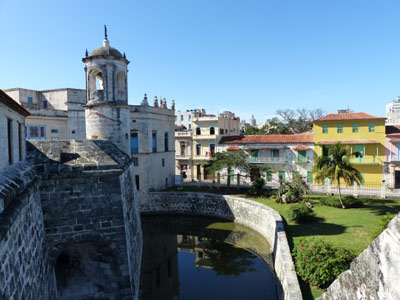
[318,212,400,300]
[141,192,302,300]
[0,162,55,299]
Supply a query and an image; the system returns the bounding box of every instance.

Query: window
[219,128,224,134]
[210,127,215,135]
[323,178,329,185]
[27,97,33,103]
[337,123,343,133]
[353,123,359,133]
[51,129,58,134]
[369,122,375,132]
[354,144,365,162]
[196,127,201,135]
[43,100,48,109]
[180,142,186,155]
[196,144,201,156]
[130,132,138,154]
[298,150,307,162]
[51,137,59,141]
[162,158,165,167]
[152,132,157,152]
[18,123,23,161]
[7,119,12,165]
[322,124,328,133]
[225,129,228,134]
[188,115,191,120]
[279,171,285,183]
[188,124,191,130]
[266,170,272,182]
[272,149,279,158]
[135,175,140,190]
[180,115,183,121]
[133,157,139,166]
[164,132,169,152]
[209,144,216,155]
[307,171,312,183]
[27,125,46,140]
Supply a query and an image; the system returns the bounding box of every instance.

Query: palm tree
[312,142,364,208]
[206,149,249,187]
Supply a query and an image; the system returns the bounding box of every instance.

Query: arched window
[196,127,201,135]
[117,71,126,92]
[88,69,103,90]
[210,127,215,135]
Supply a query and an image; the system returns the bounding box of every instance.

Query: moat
[141,215,278,300]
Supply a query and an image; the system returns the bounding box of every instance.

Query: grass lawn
[166,186,400,299]
[247,194,400,299]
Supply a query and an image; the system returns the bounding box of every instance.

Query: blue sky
[1,0,400,123]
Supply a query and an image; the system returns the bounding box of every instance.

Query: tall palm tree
[312,142,364,208]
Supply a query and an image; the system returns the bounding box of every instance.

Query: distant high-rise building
[386,96,400,125]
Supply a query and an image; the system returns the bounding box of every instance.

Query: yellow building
[313,112,386,186]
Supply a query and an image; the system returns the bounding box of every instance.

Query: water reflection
[141,215,277,300]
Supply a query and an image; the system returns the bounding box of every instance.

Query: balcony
[294,157,310,164]
[248,156,287,164]
[193,134,217,140]
[193,154,213,161]
[349,157,379,165]
[388,155,400,162]
[176,154,191,160]
[176,131,192,137]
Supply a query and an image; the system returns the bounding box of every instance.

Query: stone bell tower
[83,26,131,155]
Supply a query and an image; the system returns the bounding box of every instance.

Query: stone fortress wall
[318,212,400,300]
[141,192,303,300]
[0,140,143,300]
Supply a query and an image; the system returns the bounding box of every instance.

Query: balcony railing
[349,157,379,164]
[176,131,192,137]
[176,154,191,160]
[248,157,287,164]
[294,157,310,164]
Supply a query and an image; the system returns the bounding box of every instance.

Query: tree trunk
[227,167,231,188]
[337,180,345,209]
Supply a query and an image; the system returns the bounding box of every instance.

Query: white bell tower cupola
[83,26,131,155]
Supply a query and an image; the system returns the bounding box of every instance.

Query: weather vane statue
[104,25,108,39]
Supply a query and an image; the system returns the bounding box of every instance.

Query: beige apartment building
[175,110,240,181]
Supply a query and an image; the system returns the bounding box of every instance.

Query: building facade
[175,110,240,181]
[4,88,86,141]
[0,90,30,171]
[219,133,314,186]
[384,125,400,189]
[386,96,400,125]
[130,96,176,200]
[313,112,386,186]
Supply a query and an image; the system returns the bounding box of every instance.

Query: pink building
[384,125,400,189]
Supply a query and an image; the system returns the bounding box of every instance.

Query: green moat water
[140,215,278,300]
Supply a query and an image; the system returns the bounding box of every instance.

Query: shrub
[279,174,309,203]
[247,177,266,196]
[320,195,363,208]
[371,212,396,239]
[293,239,354,288]
[287,202,315,223]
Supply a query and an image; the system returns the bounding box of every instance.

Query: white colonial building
[219,133,315,185]
[0,90,30,171]
[386,96,400,125]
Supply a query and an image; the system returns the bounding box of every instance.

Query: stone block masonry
[0,162,55,299]
[141,192,302,300]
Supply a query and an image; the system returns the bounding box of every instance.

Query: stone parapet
[141,192,302,300]
[318,212,400,300]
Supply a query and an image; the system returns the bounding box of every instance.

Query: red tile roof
[314,112,385,122]
[317,140,379,145]
[293,145,312,150]
[226,146,241,151]
[0,90,30,117]
[220,134,314,144]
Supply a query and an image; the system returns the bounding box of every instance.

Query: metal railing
[248,157,287,164]
[176,131,192,137]
[294,157,309,164]
[349,157,379,164]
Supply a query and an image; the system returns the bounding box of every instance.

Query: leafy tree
[312,142,364,208]
[280,174,309,203]
[206,149,249,187]
[243,125,266,135]
[264,108,325,134]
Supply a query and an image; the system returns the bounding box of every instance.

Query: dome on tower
[89,45,123,58]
